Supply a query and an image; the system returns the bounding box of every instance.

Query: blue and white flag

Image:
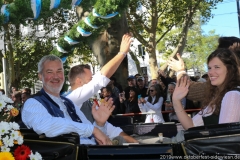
[50,0,61,10]
[71,0,82,6]
[136,1,143,15]
[93,9,118,19]
[61,56,68,63]
[77,26,92,37]
[84,17,99,29]
[31,0,42,19]
[1,5,9,23]
[64,36,79,45]
[56,44,68,53]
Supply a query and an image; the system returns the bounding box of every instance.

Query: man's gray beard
[42,79,64,94]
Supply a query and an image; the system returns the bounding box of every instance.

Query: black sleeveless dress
[202,114,219,126]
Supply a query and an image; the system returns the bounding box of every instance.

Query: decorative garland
[0,0,130,62]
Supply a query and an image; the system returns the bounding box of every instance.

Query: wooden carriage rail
[116,108,201,116]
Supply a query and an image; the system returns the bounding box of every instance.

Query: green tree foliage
[183,29,219,74]
[127,0,222,78]
[157,13,219,74]
[0,0,130,93]
[1,4,84,91]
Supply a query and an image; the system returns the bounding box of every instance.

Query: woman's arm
[172,76,194,130]
[138,102,148,112]
[145,97,164,111]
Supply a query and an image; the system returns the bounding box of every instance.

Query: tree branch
[156,24,175,44]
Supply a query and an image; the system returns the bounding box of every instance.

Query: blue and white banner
[50,0,61,10]
[61,56,68,63]
[136,1,143,15]
[56,44,68,53]
[77,26,92,37]
[72,0,82,6]
[64,36,79,45]
[1,5,9,23]
[84,17,99,29]
[93,9,118,19]
[31,0,42,19]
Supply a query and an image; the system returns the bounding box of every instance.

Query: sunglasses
[150,90,154,92]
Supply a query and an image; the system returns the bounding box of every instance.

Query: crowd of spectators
[99,71,203,123]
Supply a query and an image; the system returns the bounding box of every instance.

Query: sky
[202,0,239,37]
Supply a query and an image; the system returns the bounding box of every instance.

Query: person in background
[22,88,31,95]
[12,91,22,109]
[0,89,5,95]
[110,76,123,93]
[11,87,17,94]
[165,83,186,123]
[101,86,120,115]
[150,79,159,85]
[157,70,175,89]
[21,88,31,104]
[138,84,165,123]
[143,74,149,88]
[201,74,209,81]
[124,75,137,100]
[136,76,148,98]
[21,92,31,104]
[107,78,120,98]
[134,73,141,80]
[120,87,140,114]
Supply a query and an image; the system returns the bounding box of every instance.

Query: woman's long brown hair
[201,48,240,115]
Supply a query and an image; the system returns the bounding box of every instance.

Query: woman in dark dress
[119,87,140,114]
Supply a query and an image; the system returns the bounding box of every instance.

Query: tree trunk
[160,3,199,72]
[129,51,142,74]
[90,13,129,89]
[3,24,16,95]
[76,8,129,88]
[147,31,158,80]
[15,24,21,90]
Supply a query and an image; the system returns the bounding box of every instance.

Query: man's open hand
[92,97,115,127]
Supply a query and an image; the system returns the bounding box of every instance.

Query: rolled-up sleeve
[66,72,110,107]
[105,122,123,139]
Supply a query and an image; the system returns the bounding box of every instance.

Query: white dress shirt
[66,72,123,139]
[66,72,110,108]
[138,96,165,123]
[192,91,240,127]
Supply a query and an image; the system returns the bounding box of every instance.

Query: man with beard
[22,55,114,145]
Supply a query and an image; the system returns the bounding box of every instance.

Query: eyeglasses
[150,90,154,92]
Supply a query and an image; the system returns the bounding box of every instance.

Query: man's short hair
[22,88,31,95]
[68,64,91,85]
[38,55,62,73]
[102,86,113,94]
